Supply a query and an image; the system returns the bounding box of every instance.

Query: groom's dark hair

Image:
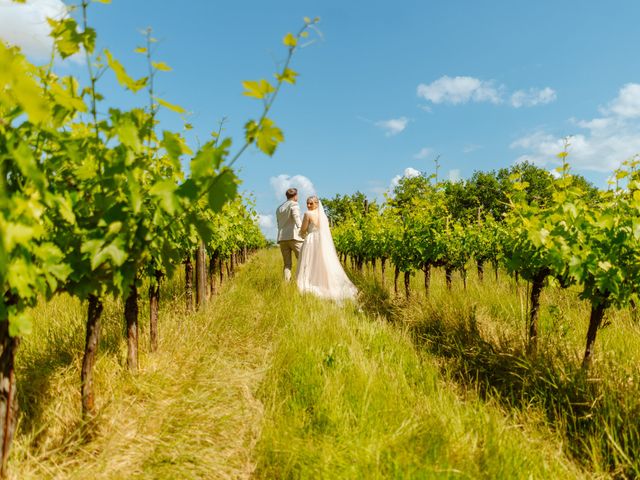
[286,188,298,199]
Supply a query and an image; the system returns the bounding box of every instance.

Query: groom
[276,188,304,281]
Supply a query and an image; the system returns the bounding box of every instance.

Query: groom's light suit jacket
[276,200,303,243]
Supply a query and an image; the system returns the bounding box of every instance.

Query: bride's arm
[299,212,309,237]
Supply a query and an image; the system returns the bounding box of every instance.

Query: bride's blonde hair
[306,195,319,205]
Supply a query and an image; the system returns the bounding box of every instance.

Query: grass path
[13,252,278,479]
[12,249,591,479]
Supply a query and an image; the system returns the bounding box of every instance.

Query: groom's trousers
[279,239,303,281]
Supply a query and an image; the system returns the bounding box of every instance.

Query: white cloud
[511,130,640,173]
[510,83,640,172]
[0,0,68,60]
[510,87,557,108]
[462,144,483,154]
[510,131,561,151]
[375,117,409,136]
[257,213,277,240]
[607,83,640,118]
[417,76,557,109]
[269,174,316,202]
[372,168,425,198]
[391,167,422,189]
[448,169,461,182]
[575,117,613,130]
[258,214,274,229]
[413,147,432,160]
[417,76,503,105]
[367,179,387,199]
[369,186,387,197]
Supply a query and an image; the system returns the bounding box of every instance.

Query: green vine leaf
[245,118,284,156]
[91,242,128,270]
[47,18,83,58]
[9,311,32,337]
[276,68,298,85]
[208,170,238,213]
[105,49,147,92]
[283,33,298,47]
[155,97,186,113]
[152,61,172,72]
[242,80,275,99]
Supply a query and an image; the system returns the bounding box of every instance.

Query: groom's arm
[291,203,302,229]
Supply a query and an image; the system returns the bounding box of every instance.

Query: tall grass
[253,251,587,479]
[11,257,275,479]
[354,261,640,477]
[10,250,593,478]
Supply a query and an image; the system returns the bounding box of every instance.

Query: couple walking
[276,188,357,301]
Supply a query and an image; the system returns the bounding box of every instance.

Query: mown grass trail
[12,249,589,479]
[13,253,277,479]
[253,251,588,479]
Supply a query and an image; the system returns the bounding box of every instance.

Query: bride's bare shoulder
[306,210,320,224]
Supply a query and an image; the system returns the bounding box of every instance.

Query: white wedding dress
[296,202,358,301]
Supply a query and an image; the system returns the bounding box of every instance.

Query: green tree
[321,191,376,226]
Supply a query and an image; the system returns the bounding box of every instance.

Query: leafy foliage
[0,6,319,470]
[331,153,639,366]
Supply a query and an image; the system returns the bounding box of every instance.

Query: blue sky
[3,0,640,238]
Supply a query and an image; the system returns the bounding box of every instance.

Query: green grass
[9,250,591,479]
[12,258,274,479]
[253,252,586,479]
[354,261,640,477]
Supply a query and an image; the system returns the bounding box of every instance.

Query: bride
[296,195,358,301]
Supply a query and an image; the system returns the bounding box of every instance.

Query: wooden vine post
[185,255,194,312]
[149,270,162,352]
[125,281,139,372]
[195,242,207,309]
[0,321,18,478]
[81,295,103,419]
